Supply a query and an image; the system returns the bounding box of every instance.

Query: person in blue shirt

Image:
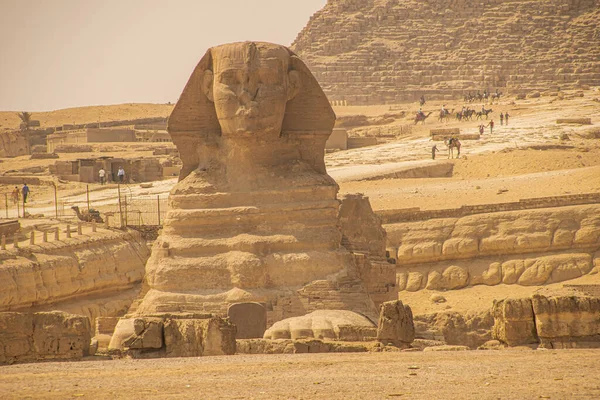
[22,183,30,204]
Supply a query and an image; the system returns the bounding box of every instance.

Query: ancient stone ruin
[293,0,600,103]
[109,41,396,354]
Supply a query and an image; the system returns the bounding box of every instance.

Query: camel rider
[441,105,446,114]
[417,108,424,118]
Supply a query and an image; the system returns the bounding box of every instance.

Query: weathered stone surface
[236,339,370,354]
[122,318,163,349]
[0,311,91,364]
[414,311,493,349]
[532,289,600,349]
[492,298,538,346]
[405,272,423,292]
[164,317,237,357]
[227,302,267,339]
[376,300,414,346]
[263,310,376,341]
[0,229,149,323]
[123,41,381,330]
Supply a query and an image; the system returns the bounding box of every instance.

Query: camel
[444,138,461,159]
[414,111,432,125]
[71,206,103,223]
[476,108,493,120]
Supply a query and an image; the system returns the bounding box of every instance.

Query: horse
[438,109,453,123]
[476,108,493,120]
[444,138,461,159]
[490,91,503,104]
[414,111,432,125]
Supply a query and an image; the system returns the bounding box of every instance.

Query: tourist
[505,112,510,125]
[99,167,106,185]
[431,144,439,160]
[487,119,494,134]
[22,183,30,204]
[11,186,20,204]
[500,112,504,126]
[479,124,485,135]
[117,166,125,183]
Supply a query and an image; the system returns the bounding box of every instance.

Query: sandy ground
[1,351,599,399]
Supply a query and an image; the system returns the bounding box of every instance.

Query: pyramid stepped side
[292,0,600,104]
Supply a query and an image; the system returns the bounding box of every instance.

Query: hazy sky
[0,0,326,111]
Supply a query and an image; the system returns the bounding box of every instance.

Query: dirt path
[1,351,599,399]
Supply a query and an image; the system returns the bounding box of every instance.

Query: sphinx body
[129,42,380,326]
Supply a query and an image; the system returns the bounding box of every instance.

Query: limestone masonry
[292,0,600,104]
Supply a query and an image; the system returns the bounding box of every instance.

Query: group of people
[9,167,126,212]
[11,183,30,205]
[98,166,126,185]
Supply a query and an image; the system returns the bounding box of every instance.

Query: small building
[47,128,136,153]
[49,156,163,183]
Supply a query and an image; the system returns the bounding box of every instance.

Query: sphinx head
[201,42,300,137]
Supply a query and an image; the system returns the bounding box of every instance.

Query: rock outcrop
[0,228,149,323]
[293,0,600,103]
[376,300,414,346]
[385,204,600,292]
[0,311,91,365]
[492,286,600,348]
[108,315,237,357]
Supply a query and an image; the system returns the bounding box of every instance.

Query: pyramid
[292,0,600,104]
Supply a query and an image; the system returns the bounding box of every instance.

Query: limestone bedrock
[127,42,379,327]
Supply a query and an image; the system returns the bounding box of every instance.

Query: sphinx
[112,43,391,346]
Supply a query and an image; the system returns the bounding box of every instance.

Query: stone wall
[0,311,91,364]
[0,229,150,323]
[492,287,600,348]
[292,0,600,104]
[378,192,600,224]
[384,203,600,291]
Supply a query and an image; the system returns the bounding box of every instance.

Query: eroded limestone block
[492,298,538,346]
[0,311,91,365]
[532,291,600,348]
[122,318,163,350]
[376,300,414,346]
[164,317,236,357]
[441,266,469,289]
[263,310,376,341]
[405,272,424,292]
[481,262,502,286]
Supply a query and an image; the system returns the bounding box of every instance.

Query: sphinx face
[209,43,295,137]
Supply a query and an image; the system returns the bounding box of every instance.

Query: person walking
[11,186,20,204]
[22,183,30,204]
[479,123,485,135]
[117,166,125,183]
[99,167,106,185]
[505,112,510,125]
[500,112,504,126]
[431,144,440,160]
[487,119,495,134]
